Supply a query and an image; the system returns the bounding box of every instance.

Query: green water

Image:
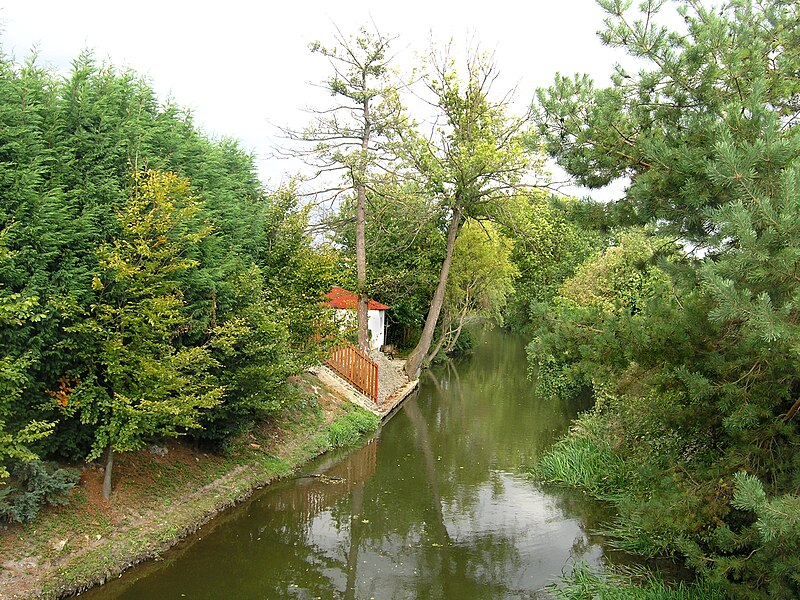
[84,328,620,599]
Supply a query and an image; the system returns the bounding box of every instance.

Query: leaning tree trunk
[426,310,453,366]
[102,444,114,500]
[404,203,463,378]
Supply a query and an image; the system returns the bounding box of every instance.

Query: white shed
[325,287,389,350]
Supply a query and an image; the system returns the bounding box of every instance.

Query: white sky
[0,0,636,198]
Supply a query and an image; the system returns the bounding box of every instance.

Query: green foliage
[193,188,337,448]
[427,220,517,356]
[442,326,475,357]
[0,416,52,480]
[724,472,800,597]
[0,45,333,507]
[403,51,534,222]
[558,229,673,314]
[536,0,800,243]
[502,194,609,331]
[530,0,800,594]
[449,221,517,321]
[326,409,379,449]
[402,50,536,375]
[733,471,800,543]
[0,239,53,479]
[258,186,339,350]
[529,227,679,397]
[0,460,79,524]
[61,171,223,462]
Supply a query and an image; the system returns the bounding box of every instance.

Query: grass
[554,563,726,600]
[535,430,629,499]
[327,409,380,449]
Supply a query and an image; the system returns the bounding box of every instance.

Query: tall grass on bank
[327,409,380,449]
[554,563,725,600]
[534,412,628,499]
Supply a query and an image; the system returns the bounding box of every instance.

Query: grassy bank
[534,409,727,598]
[553,563,726,600]
[0,372,379,599]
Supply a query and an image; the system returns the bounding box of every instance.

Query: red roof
[325,287,389,311]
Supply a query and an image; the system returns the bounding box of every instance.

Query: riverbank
[0,371,378,600]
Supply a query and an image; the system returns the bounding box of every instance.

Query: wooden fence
[325,344,379,405]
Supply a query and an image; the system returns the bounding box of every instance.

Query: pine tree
[285,26,406,351]
[532,0,800,594]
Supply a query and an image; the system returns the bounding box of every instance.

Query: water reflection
[84,328,611,600]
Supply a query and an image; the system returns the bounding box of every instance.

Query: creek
[83,328,628,599]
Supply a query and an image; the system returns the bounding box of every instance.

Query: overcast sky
[0,0,635,196]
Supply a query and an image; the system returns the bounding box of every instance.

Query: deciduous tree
[402,50,534,377]
[62,171,222,499]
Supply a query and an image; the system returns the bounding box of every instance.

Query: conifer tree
[0,237,51,481]
[283,26,407,351]
[532,0,800,593]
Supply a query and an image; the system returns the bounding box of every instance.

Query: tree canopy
[531,0,800,595]
[0,47,334,506]
[401,50,535,376]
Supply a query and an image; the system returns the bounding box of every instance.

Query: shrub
[0,460,79,523]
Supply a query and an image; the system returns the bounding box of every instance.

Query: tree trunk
[356,182,369,352]
[356,91,371,352]
[428,289,472,362]
[405,203,463,378]
[102,444,114,500]
[426,312,452,366]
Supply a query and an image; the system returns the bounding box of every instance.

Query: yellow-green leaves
[448,220,517,326]
[67,170,223,463]
[558,229,673,315]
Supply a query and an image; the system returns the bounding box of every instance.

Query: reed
[535,432,627,499]
[554,563,725,600]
